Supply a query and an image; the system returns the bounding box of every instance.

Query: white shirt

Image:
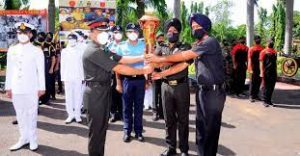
[60,45,84,82]
[5,42,45,94]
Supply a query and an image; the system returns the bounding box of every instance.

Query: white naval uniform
[60,45,84,119]
[5,42,45,143]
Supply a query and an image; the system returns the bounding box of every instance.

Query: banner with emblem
[0,9,48,52]
[58,0,116,42]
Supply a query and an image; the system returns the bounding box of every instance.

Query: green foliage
[5,0,29,10]
[256,7,268,44]
[179,1,204,44]
[209,0,233,42]
[269,1,285,51]
[116,0,167,31]
[293,11,300,39]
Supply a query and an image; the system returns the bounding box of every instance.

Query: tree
[173,0,180,18]
[48,0,55,33]
[283,0,294,54]
[210,0,233,41]
[256,7,267,43]
[4,0,29,10]
[116,0,168,30]
[293,11,300,39]
[270,0,285,51]
[246,0,258,47]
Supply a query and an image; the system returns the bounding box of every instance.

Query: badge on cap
[20,23,26,30]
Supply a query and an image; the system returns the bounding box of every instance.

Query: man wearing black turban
[152,18,192,156]
[146,13,226,156]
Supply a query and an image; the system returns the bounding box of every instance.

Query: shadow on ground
[35,145,87,156]
[145,136,235,156]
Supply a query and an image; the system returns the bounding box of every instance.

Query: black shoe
[12,120,18,125]
[263,102,270,107]
[110,117,117,123]
[123,134,131,143]
[135,134,144,142]
[152,114,159,121]
[160,149,177,156]
[249,98,255,103]
[180,152,189,156]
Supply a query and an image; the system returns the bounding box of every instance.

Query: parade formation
[3,0,298,156]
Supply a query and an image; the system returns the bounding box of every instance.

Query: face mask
[38,37,45,42]
[192,28,206,40]
[46,38,52,42]
[97,32,109,45]
[17,34,29,43]
[114,33,123,41]
[127,32,138,41]
[68,39,77,47]
[167,33,179,43]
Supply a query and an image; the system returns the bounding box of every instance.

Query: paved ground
[0,82,300,156]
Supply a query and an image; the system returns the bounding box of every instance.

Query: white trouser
[64,81,83,118]
[144,86,153,109]
[12,94,38,143]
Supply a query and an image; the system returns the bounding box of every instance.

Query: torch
[139,15,160,80]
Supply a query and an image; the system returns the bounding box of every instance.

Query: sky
[30,0,300,27]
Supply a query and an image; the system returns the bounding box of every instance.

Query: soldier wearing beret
[5,22,45,151]
[146,13,226,156]
[151,18,192,156]
[82,18,152,156]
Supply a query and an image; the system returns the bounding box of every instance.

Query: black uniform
[260,48,277,105]
[82,41,121,156]
[39,42,56,104]
[231,43,248,95]
[156,42,191,153]
[193,37,226,156]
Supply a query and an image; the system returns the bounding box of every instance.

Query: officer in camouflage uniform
[153,18,192,156]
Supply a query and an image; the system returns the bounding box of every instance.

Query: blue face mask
[192,28,206,40]
[167,33,179,43]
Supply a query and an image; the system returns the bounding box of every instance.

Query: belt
[163,77,187,86]
[198,83,225,91]
[123,75,145,80]
[85,81,109,87]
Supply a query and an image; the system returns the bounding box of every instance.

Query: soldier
[108,25,123,122]
[146,13,226,156]
[61,34,84,124]
[231,37,249,97]
[248,36,264,102]
[151,18,192,156]
[5,22,45,151]
[116,23,146,143]
[39,32,56,104]
[259,40,277,107]
[152,32,164,121]
[82,18,152,156]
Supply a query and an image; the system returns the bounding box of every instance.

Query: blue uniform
[118,39,145,136]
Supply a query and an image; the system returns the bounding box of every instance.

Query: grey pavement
[0,82,300,156]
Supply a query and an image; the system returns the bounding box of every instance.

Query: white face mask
[17,34,29,43]
[127,32,138,41]
[68,39,77,47]
[97,32,109,45]
[114,33,123,41]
